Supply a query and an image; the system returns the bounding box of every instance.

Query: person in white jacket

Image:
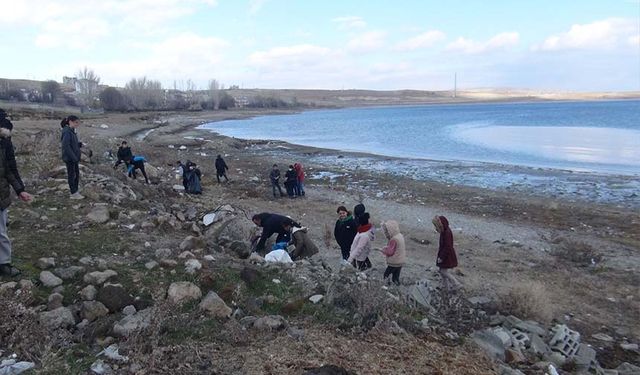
[347,213,374,271]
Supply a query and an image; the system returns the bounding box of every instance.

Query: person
[113,141,133,170]
[215,154,229,183]
[252,213,300,254]
[60,115,84,199]
[294,162,305,196]
[269,164,284,198]
[286,224,318,261]
[183,160,202,194]
[353,203,366,226]
[432,215,462,292]
[380,220,406,285]
[128,155,150,184]
[284,165,297,198]
[347,213,374,271]
[334,206,357,260]
[0,110,33,277]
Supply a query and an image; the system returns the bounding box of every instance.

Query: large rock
[179,236,206,251]
[184,259,202,274]
[37,257,56,270]
[253,315,287,331]
[113,309,152,337]
[199,291,232,318]
[97,285,135,313]
[81,301,109,322]
[53,266,85,280]
[617,362,640,375]
[39,271,63,288]
[472,328,507,361]
[229,241,250,259]
[39,307,75,329]
[80,285,97,301]
[167,282,202,305]
[87,205,111,224]
[47,293,64,310]
[83,270,117,285]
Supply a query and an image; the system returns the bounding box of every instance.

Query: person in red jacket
[293,162,305,197]
[432,215,462,292]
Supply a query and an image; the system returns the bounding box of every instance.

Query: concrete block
[549,324,580,358]
[510,328,530,350]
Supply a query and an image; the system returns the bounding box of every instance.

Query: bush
[99,87,128,111]
[554,240,602,267]
[500,281,554,323]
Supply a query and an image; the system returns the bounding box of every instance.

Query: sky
[1,0,639,91]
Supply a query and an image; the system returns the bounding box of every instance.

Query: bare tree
[209,79,220,110]
[124,76,163,109]
[75,67,101,106]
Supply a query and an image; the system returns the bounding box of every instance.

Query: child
[347,213,374,271]
[380,220,406,285]
[432,215,462,292]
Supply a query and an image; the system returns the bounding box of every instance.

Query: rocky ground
[0,106,638,374]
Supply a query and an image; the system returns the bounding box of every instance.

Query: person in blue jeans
[269,164,284,198]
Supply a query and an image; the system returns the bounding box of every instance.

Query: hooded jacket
[381,220,406,267]
[348,223,374,263]
[289,227,318,260]
[254,212,301,252]
[435,216,458,269]
[334,215,357,250]
[0,140,24,210]
[61,126,81,163]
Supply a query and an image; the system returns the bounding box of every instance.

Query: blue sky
[1,0,639,91]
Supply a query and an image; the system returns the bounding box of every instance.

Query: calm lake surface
[201,100,640,175]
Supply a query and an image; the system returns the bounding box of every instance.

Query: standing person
[128,156,150,184]
[347,213,374,271]
[184,160,202,194]
[251,212,300,254]
[432,215,462,292]
[334,206,357,260]
[380,220,406,285]
[353,203,366,226]
[60,115,84,199]
[294,162,305,196]
[215,154,229,183]
[113,141,133,170]
[269,164,284,198]
[284,165,297,198]
[0,111,33,277]
[176,161,188,190]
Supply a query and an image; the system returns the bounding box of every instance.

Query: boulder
[37,257,56,270]
[167,282,202,305]
[39,307,75,329]
[39,271,63,288]
[184,259,202,274]
[81,301,109,322]
[199,291,232,318]
[53,266,85,280]
[87,206,111,224]
[253,315,287,331]
[83,270,117,285]
[617,362,640,375]
[97,284,135,313]
[113,309,152,337]
[47,293,64,310]
[472,328,507,361]
[122,305,137,316]
[179,236,206,251]
[229,241,251,259]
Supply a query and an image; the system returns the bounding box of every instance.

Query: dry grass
[554,240,603,266]
[323,223,332,248]
[500,281,554,323]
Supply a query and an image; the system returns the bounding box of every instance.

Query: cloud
[249,0,268,14]
[447,32,519,54]
[35,17,110,49]
[249,44,333,70]
[395,30,446,51]
[534,18,638,51]
[346,31,387,53]
[332,16,367,30]
[629,34,640,47]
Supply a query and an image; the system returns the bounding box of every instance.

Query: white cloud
[346,31,387,53]
[332,16,367,30]
[447,32,519,54]
[249,44,333,69]
[249,0,268,14]
[535,18,638,51]
[35,18,110,49]
[395,30,446,51]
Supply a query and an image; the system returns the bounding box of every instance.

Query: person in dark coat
[113,141,133,169]
[60,115,84,199]
[285,225,318,260]
[215,154,229,183]
[353,203,366,226]
[432,215,462,292]
[334,206,357,260]
[252,213,300,254]
[0,111,33,278]
[269,164,284,198]
[183,160,202,194]
[284,165,297,198]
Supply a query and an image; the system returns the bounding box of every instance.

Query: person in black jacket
[251,212,301,254]
[215,154,229,183]
[113,141,133,170]
[60,115,84,199]
[334,206,357,260]
[284,165,297,198]
[0,111,33,278]
[269,164,284,198]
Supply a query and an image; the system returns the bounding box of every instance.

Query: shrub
[500,281,554,323]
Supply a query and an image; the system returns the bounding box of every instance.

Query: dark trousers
[216,170,228,183]
[383,266,402,284]
[271,181,284,197]
[339,245,350,260]
[65,161,80,194]
[284,182,295,197]
[353,257,372,271]
[130,164,149,183]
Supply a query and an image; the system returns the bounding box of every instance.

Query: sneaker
[70,192,85,200]
[0,264,21,277]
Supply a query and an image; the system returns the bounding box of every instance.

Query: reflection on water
[454,126,640,166]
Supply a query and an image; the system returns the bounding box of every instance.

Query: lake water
[201,100,640,175]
